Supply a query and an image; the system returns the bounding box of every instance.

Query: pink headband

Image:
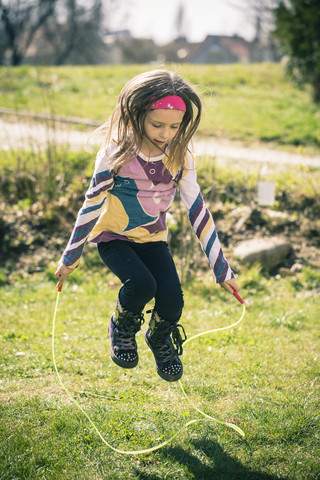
[149,95,186,112]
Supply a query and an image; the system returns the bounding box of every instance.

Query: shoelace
[121,312,145,330]
[114,313,144,348]
[152,338,177,363]
[114,327,138,350]
[171,324,187,356]
[152,325,186,363]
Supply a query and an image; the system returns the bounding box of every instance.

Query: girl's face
[141,109,184,156]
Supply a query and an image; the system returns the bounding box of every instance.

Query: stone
[290,263,303,273]
[278,268,295,277]
[234,236,292,270]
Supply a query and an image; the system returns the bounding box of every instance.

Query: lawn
[0,63,320,149]
[0,263,319,479]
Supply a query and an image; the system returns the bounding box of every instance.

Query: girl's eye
[151,124,179,129]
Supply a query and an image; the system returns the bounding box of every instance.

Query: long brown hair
[101,69,202,174]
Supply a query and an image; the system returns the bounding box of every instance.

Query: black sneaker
[145,311,186,382]
[108,306,144,369]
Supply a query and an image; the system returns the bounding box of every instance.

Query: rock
[234,214,251,232]
[229,206,252,219]
[290,263,302,273]
[277,263,303,277]
[230,207,267,232]
[278,268,295,277]
[234,236,292,270]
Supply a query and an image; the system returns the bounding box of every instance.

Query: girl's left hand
[219,278,240,295]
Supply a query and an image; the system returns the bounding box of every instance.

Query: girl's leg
[137,242,184,322]
[136,242,185,381]
[97,240,157,368]
[97,240,157,314]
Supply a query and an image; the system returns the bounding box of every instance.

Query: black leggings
[97,240,184,323]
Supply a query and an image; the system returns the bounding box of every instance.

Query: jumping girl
[55,69,240,382]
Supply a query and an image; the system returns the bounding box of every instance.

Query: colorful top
[61,145,234,283]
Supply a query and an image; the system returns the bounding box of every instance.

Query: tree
[226,0,279,43]
[43,0,106,65]
[225,0,282,61]
[273,0,320,102]
[0,0,57,65]
[0,0,119,65]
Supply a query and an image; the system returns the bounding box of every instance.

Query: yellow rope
[52,289,245,455]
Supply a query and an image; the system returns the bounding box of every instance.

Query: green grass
[0,63,320,148]
[0,267,319,479]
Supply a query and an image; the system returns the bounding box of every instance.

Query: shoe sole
[108,321,139,369]
[145,334,183,382]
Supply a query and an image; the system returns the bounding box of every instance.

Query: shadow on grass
[135,437,289,480]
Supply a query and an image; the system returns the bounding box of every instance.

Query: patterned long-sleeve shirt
[61,145,234,283]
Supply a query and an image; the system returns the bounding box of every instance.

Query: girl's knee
[137,276,157,302]
[123,274,157,305]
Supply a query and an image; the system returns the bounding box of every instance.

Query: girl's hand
[54,263,74,290]
[219,277,240,295]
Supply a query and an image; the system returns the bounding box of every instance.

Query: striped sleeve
[177,153,234,283]
[61,148,114,268]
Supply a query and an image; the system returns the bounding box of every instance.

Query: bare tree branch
[224,0,279,42]
[0,0,57,65]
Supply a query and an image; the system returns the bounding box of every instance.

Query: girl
[55,69,240,382]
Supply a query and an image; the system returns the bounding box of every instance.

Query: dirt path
[1,117,320,170]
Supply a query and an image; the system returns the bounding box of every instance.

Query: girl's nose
[160,128,170,139]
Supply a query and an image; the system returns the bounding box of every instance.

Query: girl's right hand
[54,263,74,291]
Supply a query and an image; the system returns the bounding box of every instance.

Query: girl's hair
[102,69,202,174]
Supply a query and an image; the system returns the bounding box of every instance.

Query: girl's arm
[54,148,114,284]
[178,153,239,291]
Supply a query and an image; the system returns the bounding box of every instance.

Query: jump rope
[52,284,246,455]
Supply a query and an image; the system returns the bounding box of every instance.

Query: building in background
[22,28,280,65]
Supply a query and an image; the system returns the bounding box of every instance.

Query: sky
[110,0,256,45]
